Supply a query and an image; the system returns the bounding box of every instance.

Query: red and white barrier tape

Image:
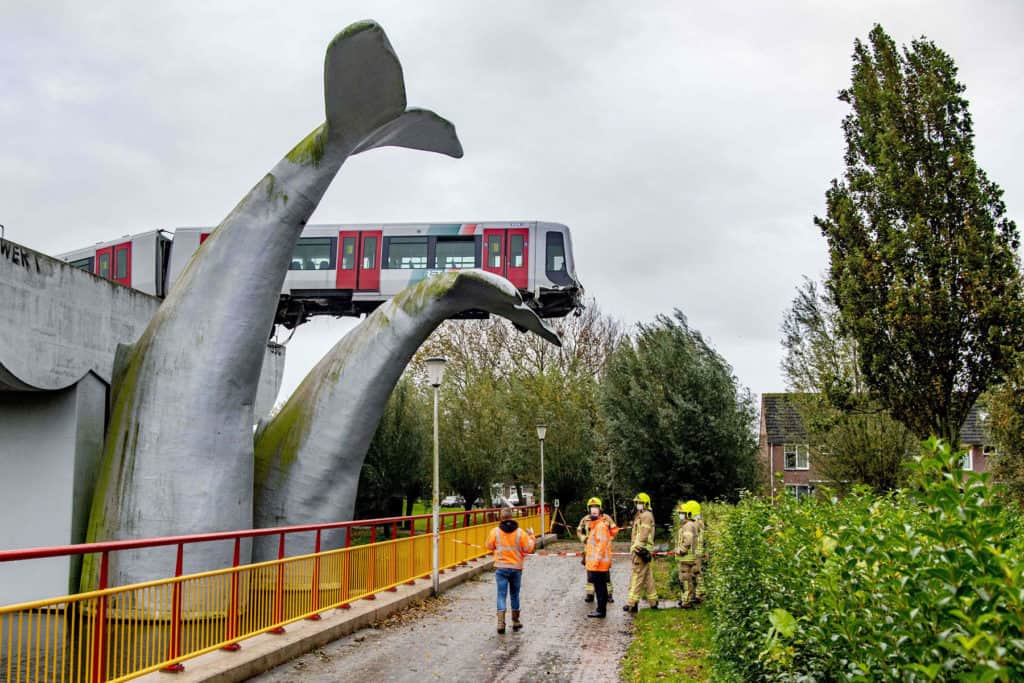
[451,538,678,558]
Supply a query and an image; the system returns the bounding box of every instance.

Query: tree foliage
[816,24,1024,444]
[356,375,430,518]
[602,310,758,523]
[414,300,624,514]
[780,278,917,492]
[985,355,1024,503]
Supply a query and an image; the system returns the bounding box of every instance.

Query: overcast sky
[3,1,1022,403]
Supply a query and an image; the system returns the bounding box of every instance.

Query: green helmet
[633,492,651,506]
[587,496,602,508]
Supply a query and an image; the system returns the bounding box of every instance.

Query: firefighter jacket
[584,514,620,571]
[631,509,656,552]
[486,519,536,570]
[676,518,699,563]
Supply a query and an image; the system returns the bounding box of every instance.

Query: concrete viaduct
[0,236,284,604]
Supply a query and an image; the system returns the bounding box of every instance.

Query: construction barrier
[0,506,543,682]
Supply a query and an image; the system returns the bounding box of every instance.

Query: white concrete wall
[0,374,105,604]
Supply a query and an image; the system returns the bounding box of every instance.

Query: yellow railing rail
[0,511,540,682]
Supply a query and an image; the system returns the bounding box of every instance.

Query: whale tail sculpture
[253,269,560,560]
[83,21,462,592]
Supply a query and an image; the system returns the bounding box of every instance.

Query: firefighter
[623,492,658,612]
[577,498,615,604]
[581,496,620,618]
[675,501,701,608]
[485,507,536,634]
[693,503,707,602]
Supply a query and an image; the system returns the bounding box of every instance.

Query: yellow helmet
[679,500,701,516]
[587,496,602,508]
[633,492,651,506]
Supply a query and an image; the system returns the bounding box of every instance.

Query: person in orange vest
[485,506,536,634]
[582,496,620,618]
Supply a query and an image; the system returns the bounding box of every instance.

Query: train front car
[532,221,584,318]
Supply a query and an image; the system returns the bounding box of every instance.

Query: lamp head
[425,356,447,387]
[536,424,547,441]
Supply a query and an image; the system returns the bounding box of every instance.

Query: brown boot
[511,610,523,631]
[496,610,506,634]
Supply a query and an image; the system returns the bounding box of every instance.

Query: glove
[635,547,652,563]
[581,557,586,566]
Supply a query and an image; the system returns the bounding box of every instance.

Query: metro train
[57,221,584,328]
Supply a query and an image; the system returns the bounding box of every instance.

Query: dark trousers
[587,570,610,614]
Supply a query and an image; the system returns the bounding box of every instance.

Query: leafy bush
[709,439,1024,681]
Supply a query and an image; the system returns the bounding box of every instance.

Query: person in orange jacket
[485,506,536,634]
[582,496,620,618]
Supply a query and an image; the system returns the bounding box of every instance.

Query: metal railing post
[269,534,286,633]
[221,538,242,650]
[308,530,322,620]
[91,551,109,683]
[162,544,186,672]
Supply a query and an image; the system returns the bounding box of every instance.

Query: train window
[385,237,427,269]
[341,237,356,270]
[291,237,336,270]
[435,237,475,269]
[363,236,378,269]
[487,236,502,268]
[115,247,129,279]
[69,257,93,271]
[98,253,111,279]
[546,232,566,272]
[509,234,524,268]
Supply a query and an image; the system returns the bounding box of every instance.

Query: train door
[337,230,382,291]
[95,246,112,280]
[505,228,529,289]
[482,228,529,289]
[337,230,358,289]
[357,231,381,291]
[94,241,131,286]
[112,242,131,287]
[483,229,504,279]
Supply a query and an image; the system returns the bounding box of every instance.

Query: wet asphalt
[248,542,639,682]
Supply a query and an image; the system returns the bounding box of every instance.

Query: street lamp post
[536,424,547,549]
[425,356,447,596]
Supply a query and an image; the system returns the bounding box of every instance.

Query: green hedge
[708,439,1024,681]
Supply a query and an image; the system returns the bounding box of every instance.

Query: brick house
[759,393,995,498]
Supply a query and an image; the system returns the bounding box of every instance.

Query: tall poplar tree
[816,24,1024,444]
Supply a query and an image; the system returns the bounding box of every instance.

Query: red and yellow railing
[0,506,544,682]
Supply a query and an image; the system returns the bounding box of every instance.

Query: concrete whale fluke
[252,270,560,560]
[83,21,462,588]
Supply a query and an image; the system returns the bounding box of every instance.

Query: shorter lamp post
[425,356,447,596]
[536,424,547,548]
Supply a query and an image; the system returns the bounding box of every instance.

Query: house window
[983,445,998,458]
[785,484,813,500]
[960,450,974,471]
[783,444,809,470]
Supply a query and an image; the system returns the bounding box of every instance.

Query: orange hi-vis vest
[486,526,536,570]
[584,514,620,572]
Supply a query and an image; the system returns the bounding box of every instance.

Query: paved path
[249,542,636,682]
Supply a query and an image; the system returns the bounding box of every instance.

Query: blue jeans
[495,568,523,611]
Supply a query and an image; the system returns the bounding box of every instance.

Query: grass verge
[620,556,711,682]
